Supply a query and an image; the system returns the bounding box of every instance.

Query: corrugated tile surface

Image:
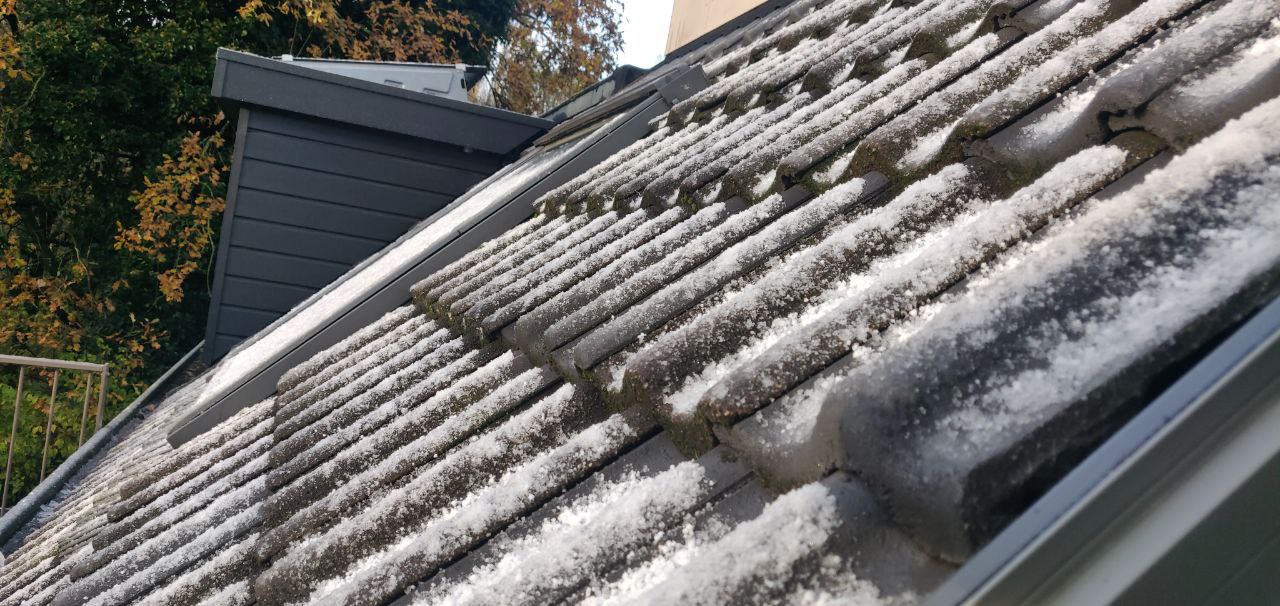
[3,0,1279,603]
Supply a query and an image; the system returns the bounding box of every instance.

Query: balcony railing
[0,354,109,514]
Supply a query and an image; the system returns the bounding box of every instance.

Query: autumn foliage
[0,0,622,504]
[492,0,624,114]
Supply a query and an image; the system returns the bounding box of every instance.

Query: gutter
[0,342,204,554]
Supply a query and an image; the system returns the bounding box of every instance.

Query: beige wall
[666,0,768,54]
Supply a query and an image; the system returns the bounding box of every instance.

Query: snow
[297,414,644,605]
[615,482,846,605]
[699,145,1131,415]
[274,322,452,438]
[515,202,732,356]
[418,461,711,605]
[264,371,567,561]
[267,348,513,510]
[579,179,874,378]
[467,210,653,326]
[779,30,1004,178]
[135,534,258,606]
[278,305,417,392]
[963,0,1209,134]
[926,97,1280,451]
[270,335,477,475]
[80,478,266,606]
[645,165,972,416]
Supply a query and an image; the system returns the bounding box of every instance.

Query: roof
[2,0,1279,604]
[212,49,552,155]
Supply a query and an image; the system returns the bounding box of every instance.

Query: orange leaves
[115,125,227,304]
[238,0,471,63]
[9,151,30,170]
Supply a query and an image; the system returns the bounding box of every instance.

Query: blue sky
[619,1,677,69]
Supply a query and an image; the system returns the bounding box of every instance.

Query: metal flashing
[542,64,649,123]
[211,48,552,155]
[532,62,702,147]
[281,56,485,101]
[926,295,1280,605]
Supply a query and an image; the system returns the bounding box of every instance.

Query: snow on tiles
[263,349,518,523]
[492,206,693,334]
[636,164,975,419]
[274,319,446,432]
[467,212,654,330]
[929,98,1280,450]
[7,0,1279,604]
[698,145,1132,420]
[419,461,711,606]
[514,202,732,358]
[260,372,570,561]
[134,533,259,606]
[453,212,624,316]
[560,192,801,370]
[277,305,417,393]
[269,335,477,474]
[778,30,1005,182]
[281,414,645,606]
[421,215,567,303]
[615,482,850,605]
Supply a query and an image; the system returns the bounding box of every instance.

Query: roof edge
[0,342,204,555]
[211,48,553,155]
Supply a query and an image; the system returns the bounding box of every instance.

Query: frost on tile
[273,318,443,434]
[559,192,805,371]
[276,304,417,394]
[268,333,478,474]
[826,98,1280,560]
[836,0,1129,183]
[1105,3,1280,148]
[417,461,713,605]
[778,30,1006,185]
[625,165,974,425]
[580,187,863,411]
[962,0,1256,176]
[435,213,594,311]
[263,349,522,524]
[465,208,654,332]
[416,215,568,305]
[487,206,690,337]
[615,480,865,605]
[512,203,733,360]
[701,144,1133,426]
[258,410,651,606]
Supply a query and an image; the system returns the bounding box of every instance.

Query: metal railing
[0,354,108,514]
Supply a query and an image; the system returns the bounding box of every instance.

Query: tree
[0,0,509,506]
[237,0,510,63]
[490,0,624,115]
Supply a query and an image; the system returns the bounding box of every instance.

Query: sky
[619,0,677,69]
